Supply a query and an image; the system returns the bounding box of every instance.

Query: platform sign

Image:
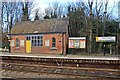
[96,37,115,42]
[26,40,31,53]
[69,37,86,48]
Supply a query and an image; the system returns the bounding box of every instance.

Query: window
[26,36,31,40]
[26,35,43,47]
[16,38,19,47]
[52,37,56,47]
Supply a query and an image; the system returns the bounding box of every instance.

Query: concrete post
[110,45,112,55]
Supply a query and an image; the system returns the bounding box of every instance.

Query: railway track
[1,56,120,79]
[2,62,119,78]
[1,56,119,69]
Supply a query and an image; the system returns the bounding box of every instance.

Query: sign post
[110,45,112,55]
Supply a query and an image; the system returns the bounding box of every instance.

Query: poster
[45,40,50,47]
[74,40,80,48]
[69,37,86,49]
[11,40,14,46]
[20,40,24,46]
[80,40,86,48]
[69,40,74,48]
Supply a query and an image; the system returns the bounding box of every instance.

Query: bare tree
[88,0,94,53]
[52,2,59,18]
[95,0,103,36]
[44,2,64,19]
[57,5,63,18]
[103,0,108,36]
[34,9,39,20]
[22,1,33,21]
[22,2,29,21]
[1,1,33,33]
[2,2,22,33]
[0,1,2,48]
[1,2,4,34]
[45,7,53,18]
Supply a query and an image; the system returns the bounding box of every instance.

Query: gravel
[1,69,119,80]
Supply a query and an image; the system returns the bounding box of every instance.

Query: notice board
[69,37,86,48]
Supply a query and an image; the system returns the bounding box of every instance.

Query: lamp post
[0,1,2,49]
[115,21,119,56]
[116,1,120,56]
[116,21,119,56]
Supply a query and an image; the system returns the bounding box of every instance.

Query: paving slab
[0,52,119,60]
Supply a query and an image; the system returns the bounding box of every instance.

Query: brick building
[8,18,69,54]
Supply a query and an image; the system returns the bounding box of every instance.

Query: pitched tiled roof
[11,18,69,34]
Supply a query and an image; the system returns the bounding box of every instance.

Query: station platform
[0,52,119,60]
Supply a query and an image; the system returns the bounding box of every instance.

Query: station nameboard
[96,37,115,42]
[69,37,86,48]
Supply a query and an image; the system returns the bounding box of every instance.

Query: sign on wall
[20,40,24,46]
[69,40,74,48]
[74,40,80,48]
[69,37,86,48]
[11,40,14,46]
[96,37,115,42]
[45,39,50,47]
[80,40,86,48]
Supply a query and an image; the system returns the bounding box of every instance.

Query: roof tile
[11,18,69,34]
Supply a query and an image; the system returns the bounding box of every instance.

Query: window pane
[29,36,31,40]
[34,36,35,40]
[40,43,42,46]
[36,40,38,46]
[27,36,30,40]
[32,40,34,46]
[39,40,41,46]
[32,36,34,40]
[52,37,56,47]
[52,43,55,47]
[53,39,55,42]
[16,38,19,47]
[38,40,39,46]
[35,36,36,40]
[26,36,28,40]
[38,36,40,39]
[41,36,43,39]
[34,40,36,46]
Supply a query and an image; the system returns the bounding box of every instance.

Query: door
[26,40,31,53]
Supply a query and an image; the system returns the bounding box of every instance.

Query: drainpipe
[62,32,64,55]
[7,35,11,53]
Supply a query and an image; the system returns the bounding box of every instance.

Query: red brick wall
[10,35,26,53]
[32,33,67,54]
[10,33,68,54]
[63,33,69,54]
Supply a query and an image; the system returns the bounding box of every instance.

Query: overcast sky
[29,0,119,20]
